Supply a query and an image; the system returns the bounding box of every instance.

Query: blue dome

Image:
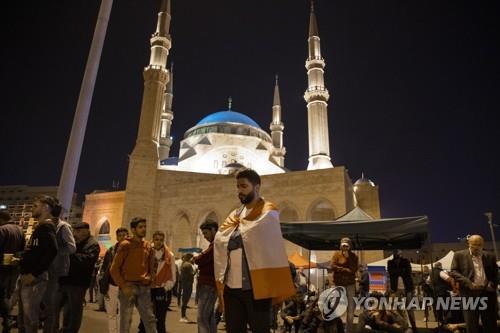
[196,110,261,129]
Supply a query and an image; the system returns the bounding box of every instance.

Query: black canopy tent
[281,216,429,251]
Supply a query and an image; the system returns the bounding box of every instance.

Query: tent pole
[308,247,312,294]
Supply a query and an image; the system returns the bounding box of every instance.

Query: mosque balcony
[143,66,168,80]
[150,35,172,48]
[161,110,173,120]
[272,147,286,157]
[159,136,173,146]
[270,122,284,131]
[305,58,325,69]
[304,88,330,101]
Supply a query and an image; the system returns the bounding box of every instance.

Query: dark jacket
[99,244,119,294]
[387,256,414,292]
[20,222,58,277]
[359,270,369,292]
[0,222,25,257]
[193,243,215,287]
[450,249,498,293]
[431,267,451,296]
[59,235,100,287]
[180,261,195,285]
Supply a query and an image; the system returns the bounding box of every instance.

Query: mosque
[83,0,383,263]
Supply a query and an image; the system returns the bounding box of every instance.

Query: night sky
[1,0,499,243]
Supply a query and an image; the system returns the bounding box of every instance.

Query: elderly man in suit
[450,234,498,333]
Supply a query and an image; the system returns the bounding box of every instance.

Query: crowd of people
[0,195,99,333]
[0,168,498,333]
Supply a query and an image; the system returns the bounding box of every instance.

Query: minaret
[123,0,172,229]
[159,63,174,161]
[304,1,333,170]
[270,75,286,167]
[132,0,171,160]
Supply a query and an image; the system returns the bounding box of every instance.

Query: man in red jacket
[194,219,218,333]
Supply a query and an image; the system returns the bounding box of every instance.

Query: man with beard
[0,210,24,333]
[58,222,100,333]
[110,218,157,333]
[450,234,498,333]
[19,196,58,333]
[214,168,295,333]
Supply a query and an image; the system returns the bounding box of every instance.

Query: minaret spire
[150,0,171,68]
[304,0,333,170]
[270,75,285,167]
[132,0,172,161]
[309,1,319,37]
[159,62,174,160]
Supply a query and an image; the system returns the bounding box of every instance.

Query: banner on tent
[368,266,387,294]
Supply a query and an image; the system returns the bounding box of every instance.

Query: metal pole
[485,212,497,260]
[57,0,113,217]
[308,248,312,294]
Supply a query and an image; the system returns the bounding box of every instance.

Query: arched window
[98,220,110,235]
[308,199,335,221]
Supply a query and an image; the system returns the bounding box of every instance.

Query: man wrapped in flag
[214,168,295,333]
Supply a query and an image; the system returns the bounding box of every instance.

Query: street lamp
[485,212,498,260]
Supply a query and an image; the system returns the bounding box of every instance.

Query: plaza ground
[10,300,439,332]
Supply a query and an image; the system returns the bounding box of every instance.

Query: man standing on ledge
[110,218,157,333]
[214,168,295,333]
[450,234,498,333]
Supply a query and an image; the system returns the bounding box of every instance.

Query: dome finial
[228,96,232,110]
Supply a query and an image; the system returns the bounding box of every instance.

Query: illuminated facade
[83,1,383,263]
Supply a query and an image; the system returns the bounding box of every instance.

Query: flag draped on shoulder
[214,199,295,304]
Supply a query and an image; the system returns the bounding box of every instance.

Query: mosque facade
[83,0,383,263]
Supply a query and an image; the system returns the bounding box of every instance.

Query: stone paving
[10,299,438,332]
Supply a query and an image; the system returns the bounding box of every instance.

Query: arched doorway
[279,203,300,256]
[95,217,112,252]
[172,213,192,256]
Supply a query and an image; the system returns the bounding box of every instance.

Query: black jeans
[223,286,271,333]
[138,288,168,333]
[59,285,87,333]
[462,290,497,333]
[0,268,19,330]
[180,281,192,317]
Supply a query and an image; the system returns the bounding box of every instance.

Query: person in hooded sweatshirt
[18,196,58,333]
